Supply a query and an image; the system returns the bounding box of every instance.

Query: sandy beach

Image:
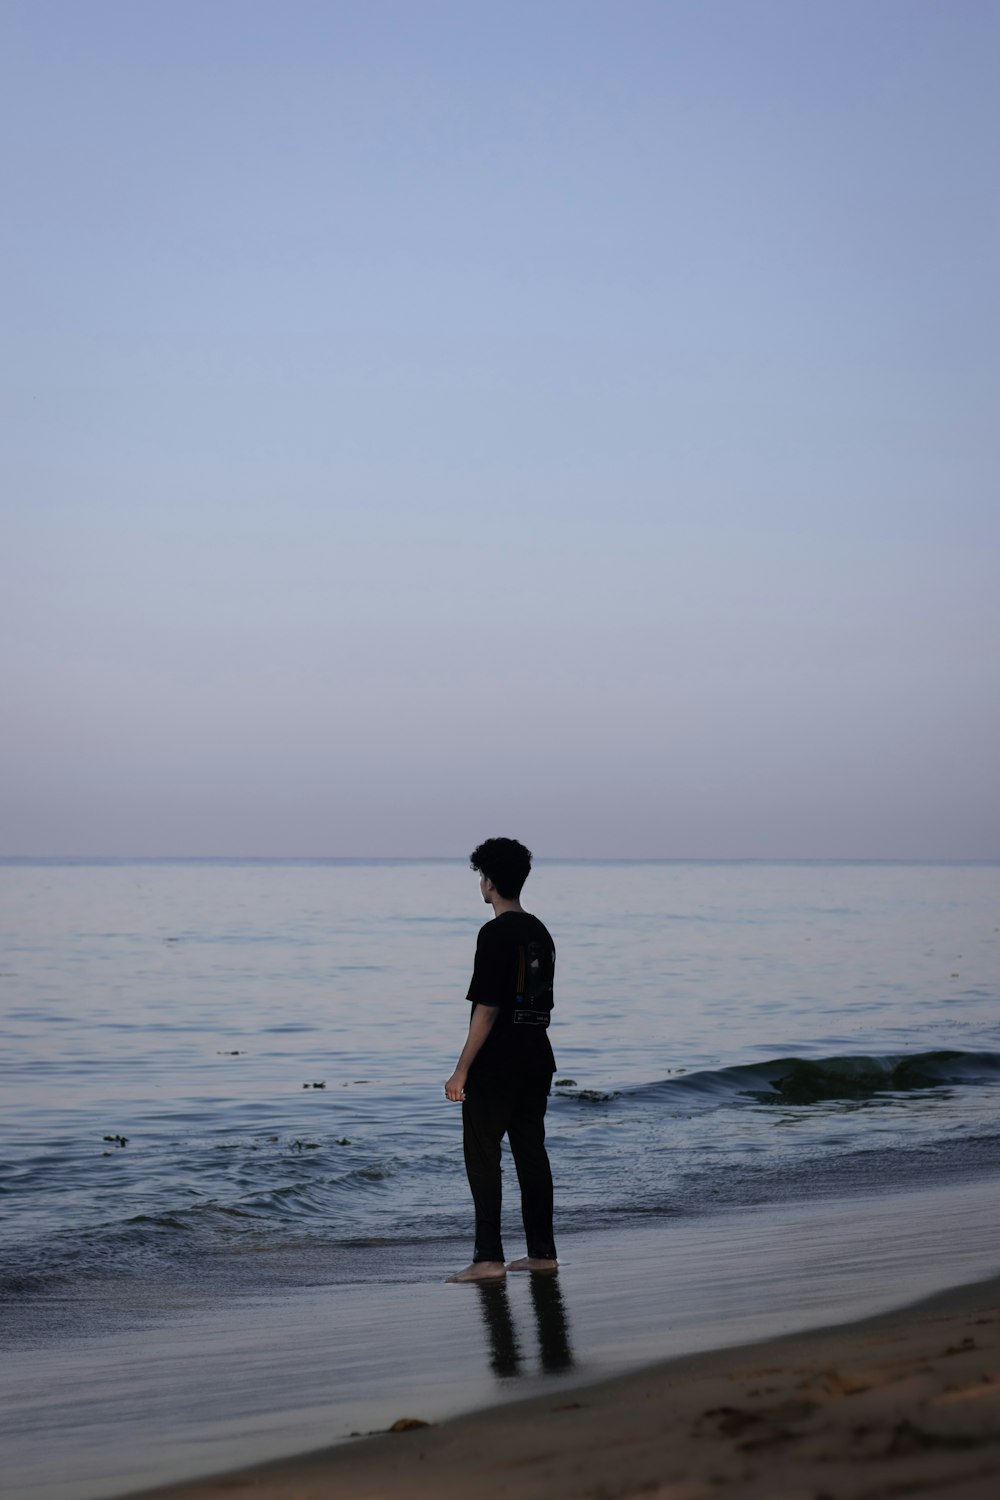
[130,1271,1000,1500]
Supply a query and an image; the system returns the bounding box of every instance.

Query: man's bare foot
[446,1261,506,1283]
[505,1257,558,1273]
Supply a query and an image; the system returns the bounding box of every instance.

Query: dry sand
[131,1272,1000,1500]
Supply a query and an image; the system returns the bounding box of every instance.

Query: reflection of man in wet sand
[444,838,558,1283]
[474,1274,574,1376]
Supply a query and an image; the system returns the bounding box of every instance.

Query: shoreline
[6,1174,1000,1500]
[130,1269,1000,1500]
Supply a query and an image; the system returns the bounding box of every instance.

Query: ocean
[2,858,999,1498]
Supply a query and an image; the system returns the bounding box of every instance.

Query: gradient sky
[2,0,997,858]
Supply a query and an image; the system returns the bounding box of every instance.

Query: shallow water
[2,859,997,1295]
[1,859,998,1497]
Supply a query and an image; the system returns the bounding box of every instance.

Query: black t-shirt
[466,911,556,1077]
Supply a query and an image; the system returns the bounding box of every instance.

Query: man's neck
[490,896,524,918]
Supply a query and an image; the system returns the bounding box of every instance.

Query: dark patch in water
[634,1049,1000,1108]
[746,1052,1000,1105]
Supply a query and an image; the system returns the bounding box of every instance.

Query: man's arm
[444,1004,499,1101]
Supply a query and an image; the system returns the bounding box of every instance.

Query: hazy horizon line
[2,854,997,867]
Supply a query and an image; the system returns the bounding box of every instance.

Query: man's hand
[445,1004,497,1103]
[444,1070,467,1102]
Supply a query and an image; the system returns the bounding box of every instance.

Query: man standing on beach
[445,838,558,1282]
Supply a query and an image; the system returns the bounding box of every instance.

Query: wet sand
[133,1270,1000,1500]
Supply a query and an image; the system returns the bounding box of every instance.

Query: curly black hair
[469,837,533,899]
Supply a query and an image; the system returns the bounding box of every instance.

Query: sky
[1,0,997,859]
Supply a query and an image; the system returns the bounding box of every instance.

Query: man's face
[480,873,492,904]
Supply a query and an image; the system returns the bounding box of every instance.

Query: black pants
[462,1069,556,1264]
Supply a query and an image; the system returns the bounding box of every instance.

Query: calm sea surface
[2,858,998,1306]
